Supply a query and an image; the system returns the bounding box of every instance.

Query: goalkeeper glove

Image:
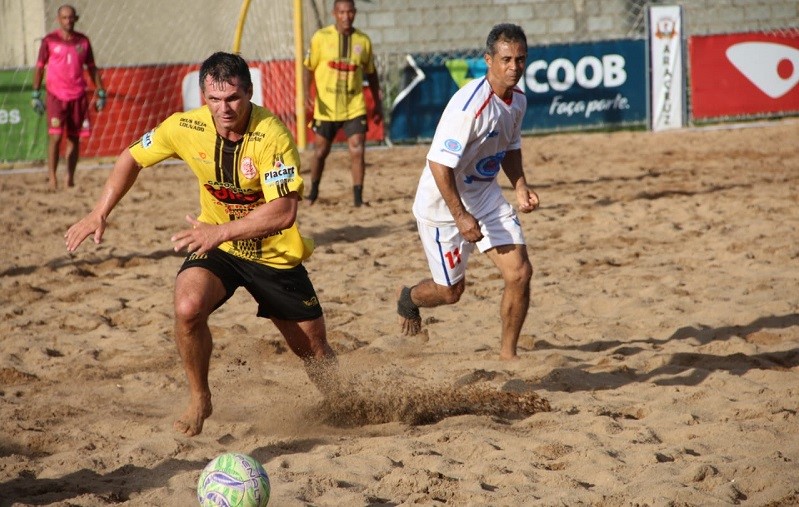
[31,90,45,114]
[95,89,106,112]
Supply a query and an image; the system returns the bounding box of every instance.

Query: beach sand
[1,119,798,506]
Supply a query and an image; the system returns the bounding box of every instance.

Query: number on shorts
[444,248,462,269]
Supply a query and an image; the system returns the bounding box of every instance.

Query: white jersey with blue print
[412,76,526,226]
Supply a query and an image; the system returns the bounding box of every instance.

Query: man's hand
[170,215,224,255]
[95,89,106,112]
[516,186,540,213]
[31,90,45,115]
[454,211,483,243]
[65,212,107,252]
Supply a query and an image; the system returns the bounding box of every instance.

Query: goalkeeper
[31,4,106,190]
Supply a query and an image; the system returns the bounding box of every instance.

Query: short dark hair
[199,52,252,92]
[485,23,527,55]
[58,4,78,17]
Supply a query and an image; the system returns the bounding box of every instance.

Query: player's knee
[440,280,465,304]
[174,295,205,326]
[505,261,533,287]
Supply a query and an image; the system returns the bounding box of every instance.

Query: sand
[1,119,798,506]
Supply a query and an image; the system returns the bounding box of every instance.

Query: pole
[294,0,307,149]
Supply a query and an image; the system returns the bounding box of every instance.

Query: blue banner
[389,39,647,143]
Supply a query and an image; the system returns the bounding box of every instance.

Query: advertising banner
[648,5,686,131]
[690,31,799,119]
[2,61,382,162]
[390,39,648,143]
[0,69,47,162]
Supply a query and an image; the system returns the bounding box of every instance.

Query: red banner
[81,61,383,158]
[689,32,799,119]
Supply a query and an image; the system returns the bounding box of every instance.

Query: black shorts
[311,115,367,141]
[178,248,323,321]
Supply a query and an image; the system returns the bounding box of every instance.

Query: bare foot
[499,351,521,361]
[396,286,421,336]
[173,393,212,437]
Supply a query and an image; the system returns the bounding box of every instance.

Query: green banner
[0,68,47,162]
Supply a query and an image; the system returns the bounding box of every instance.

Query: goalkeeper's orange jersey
[304,25,376,121]
[128,104,314,268]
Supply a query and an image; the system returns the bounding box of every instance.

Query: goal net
[0,0,303,162]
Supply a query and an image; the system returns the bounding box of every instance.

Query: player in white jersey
[397,24,540,360]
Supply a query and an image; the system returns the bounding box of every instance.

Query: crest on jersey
[240,157,257,180]
[443,139,462,153]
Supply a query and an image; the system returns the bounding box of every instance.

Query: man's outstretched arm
[65,149,142,251]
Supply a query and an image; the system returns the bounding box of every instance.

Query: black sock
[308,180,320,201]
[353,185,363,207]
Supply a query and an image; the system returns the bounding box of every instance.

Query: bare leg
[307,135,333,204]
[347,132,366,206]
[172,267,227,436]
[271,316,338,394]
[47,134,61,190]
[485,245,533,360]
[64,135,79,187]
[397,279,465,336]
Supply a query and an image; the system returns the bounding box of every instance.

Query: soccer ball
[197,452,271,507]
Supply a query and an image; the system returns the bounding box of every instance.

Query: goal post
[0,0,310,163]
[233,0,306,148]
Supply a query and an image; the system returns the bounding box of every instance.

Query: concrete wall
[0,0,45,66]
[351,0,798,53]
[1,0,796,67]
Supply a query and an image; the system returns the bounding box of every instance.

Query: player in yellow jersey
[304,0,383,206]
[65,52,337,437]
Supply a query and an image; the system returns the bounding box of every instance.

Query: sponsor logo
[303,296,319,307]
[187,252,207,261]
[264,160,296,185]
[327,60,358,72]
[465,151,505,183]
[486,130,499,138]
[443,139,462,152]
[50,118,60,128]
[654,17,678,39]
[464,175,494,183]
[0,108,21,125]
[204,182,263,204]
[354,44,363,56]
[141,129,155,148]
[179,117,206,131]
[240,157,257,180]
[726,42,799,99]
[525,54,627,93]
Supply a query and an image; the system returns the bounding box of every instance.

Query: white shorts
[416,204,526,286]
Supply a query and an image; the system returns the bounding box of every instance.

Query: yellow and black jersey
[304,25,376,121]
[128,104,313,268]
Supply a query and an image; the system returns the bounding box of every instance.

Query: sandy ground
[1,119,798,506]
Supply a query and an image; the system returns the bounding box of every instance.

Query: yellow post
[232,0,252,53]
[294,0,307,149]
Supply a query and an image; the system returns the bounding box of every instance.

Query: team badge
[444,139,462,152]
[240,157,257,180]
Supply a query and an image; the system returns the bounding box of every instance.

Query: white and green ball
[197,452,270,507]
